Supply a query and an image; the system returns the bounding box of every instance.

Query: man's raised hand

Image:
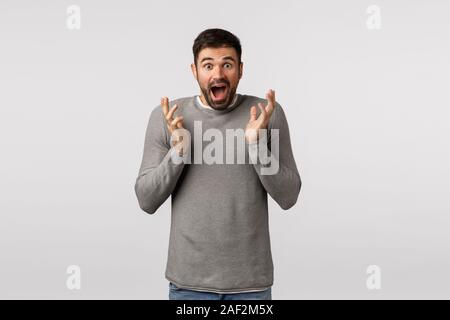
[245,89,277,144]
[161,97,188,156]
[161,97,184,135]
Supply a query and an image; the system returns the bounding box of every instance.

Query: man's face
[191,46,243,110]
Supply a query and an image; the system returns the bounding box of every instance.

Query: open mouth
[210,83,228,102]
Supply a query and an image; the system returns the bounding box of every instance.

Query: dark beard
[200,83,237,111]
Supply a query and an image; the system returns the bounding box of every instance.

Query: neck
[200,94,209,106]
[199,93,236,108]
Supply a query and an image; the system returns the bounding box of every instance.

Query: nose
[212,65,225,80]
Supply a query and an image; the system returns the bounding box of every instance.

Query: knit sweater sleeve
[134,106,187,214]
[248,103,302,210]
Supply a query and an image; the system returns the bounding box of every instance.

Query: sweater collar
[196,94,239,111]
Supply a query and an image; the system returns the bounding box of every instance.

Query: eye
[224,63,233,69]
[204,64,213,71]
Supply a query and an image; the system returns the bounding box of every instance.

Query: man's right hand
[161,97,187,155]
[161,97,184,134]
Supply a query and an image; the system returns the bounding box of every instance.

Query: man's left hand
[245,89,277,144]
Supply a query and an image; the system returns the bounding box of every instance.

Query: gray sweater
[134,94,301,294]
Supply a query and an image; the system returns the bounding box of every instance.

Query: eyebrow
[200,56,236,64]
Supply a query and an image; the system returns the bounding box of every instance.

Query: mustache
[208,79,230,89]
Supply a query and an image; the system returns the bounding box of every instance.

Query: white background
[0,0,449,299]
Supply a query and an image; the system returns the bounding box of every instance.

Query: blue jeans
[168,282,272,300]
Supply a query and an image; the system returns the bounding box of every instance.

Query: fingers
[249,103,267,123]
[170,116,185,147]
[170,116,184,131]
[166,104,179,122]
[267,89,275,108]
[161,97,169,116]
[265,89,276,115]
[161,97,179,121]
[161,97,185,134]
[266,89,275,105]
[257,102,267,122]
[250,106,257,121]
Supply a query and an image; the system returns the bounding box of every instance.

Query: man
[134,28,301,300]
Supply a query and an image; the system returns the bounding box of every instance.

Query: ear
[239,61,243,79]
[191,63,198,80]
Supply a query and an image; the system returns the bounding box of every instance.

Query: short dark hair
[192,28,242,66]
